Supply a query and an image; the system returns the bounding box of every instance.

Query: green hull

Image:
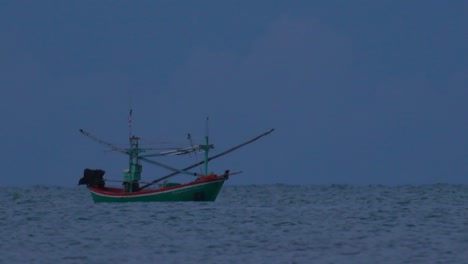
[88,178,226,203]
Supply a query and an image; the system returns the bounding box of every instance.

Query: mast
[123,136,143,192]
[123,109,142,192]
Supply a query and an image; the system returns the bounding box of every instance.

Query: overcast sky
[1,1,466,186]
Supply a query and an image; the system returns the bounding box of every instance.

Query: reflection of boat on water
[78,110,274,203]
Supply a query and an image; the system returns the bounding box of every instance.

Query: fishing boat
[78,110,274,203]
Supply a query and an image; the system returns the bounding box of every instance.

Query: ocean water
[1,184,467,264]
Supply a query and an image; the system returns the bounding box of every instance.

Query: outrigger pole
[139,128,275,190]
[78,129,207,176]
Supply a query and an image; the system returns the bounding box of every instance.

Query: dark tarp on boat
[78,169,105,187]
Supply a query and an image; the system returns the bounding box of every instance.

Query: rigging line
[79,129,126,153]
[80,129,196,176]
[139,157,197,176]
[139,128,275,190]
[188,133,203,175]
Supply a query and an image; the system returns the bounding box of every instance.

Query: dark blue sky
[1,1,466,186]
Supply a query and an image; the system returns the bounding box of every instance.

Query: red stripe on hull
[89,176,226,197]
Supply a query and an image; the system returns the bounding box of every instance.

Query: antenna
[128,109,133,138]
[205,116,209,139]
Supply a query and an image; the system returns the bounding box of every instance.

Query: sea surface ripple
[1,184,467,263]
